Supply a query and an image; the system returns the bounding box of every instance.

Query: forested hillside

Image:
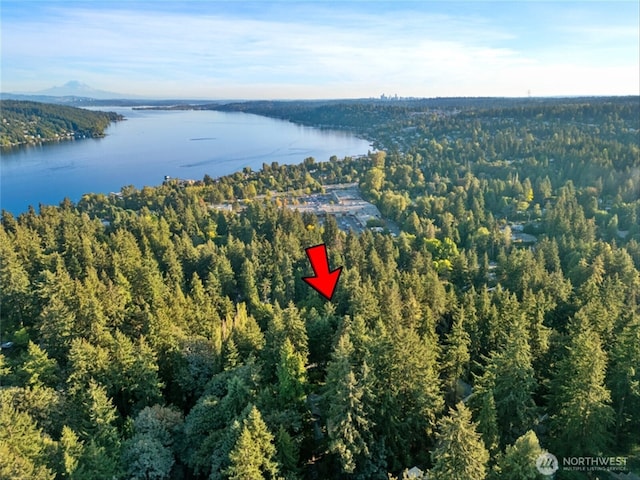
[1,98,639,479]
[0,100,122,147]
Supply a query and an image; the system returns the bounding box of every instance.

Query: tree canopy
[1,96,638,479]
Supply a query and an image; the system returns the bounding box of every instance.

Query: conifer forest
[1,97,639,479]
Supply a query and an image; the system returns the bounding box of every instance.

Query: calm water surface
[1,108,371,214]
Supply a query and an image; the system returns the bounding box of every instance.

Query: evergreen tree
[59,426,83,479]
[70,380,121,479]
[0,229,31,328]
[472,389,500,455]
[108,331,163,415]
[348,277,381,328]
[18,341,59,388]
[275,426,300,480]
[608,315,640,448]
[305,306,335,371]
[473,314,537,447]
[37,294,76,363]
[322,213,341,248]
[325,332,373,475]
[73,439,121,480]
[239,258,259,306]
[73,273,110,345]
[264,303,309,382]
[549,315,614,457]
[276,337,307,407]
[0,402,56,480]
[0,353,10,382]
[231,302,265,357]
[442,306,471,405]
[226,406,279,480]
[430,402,489,480]
[489,430,545,480]
[223,337,241,371]
[371,324,443,470]
[180,364,259,477]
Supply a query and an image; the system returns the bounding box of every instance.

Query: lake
[0,108,372,214]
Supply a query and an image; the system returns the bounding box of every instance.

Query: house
[406,466,425,479]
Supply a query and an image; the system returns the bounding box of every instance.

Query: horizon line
[2,93,639,102]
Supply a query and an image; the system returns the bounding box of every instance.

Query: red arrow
[302,244,342,301]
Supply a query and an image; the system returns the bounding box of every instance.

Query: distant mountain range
[12,81,140,100]
[0,81,228,107]
[37,81,137,99]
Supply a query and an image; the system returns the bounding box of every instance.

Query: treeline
[211,96,638,149]
[0,100,123,147]
[0,98,639,479]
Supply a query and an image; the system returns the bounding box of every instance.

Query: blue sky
[2,1,638,99]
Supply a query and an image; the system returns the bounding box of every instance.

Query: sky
[1,1,639,99]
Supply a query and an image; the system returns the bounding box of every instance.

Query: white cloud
[1,2,638,98]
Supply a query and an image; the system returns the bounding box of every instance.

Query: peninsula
[0,100,123,148]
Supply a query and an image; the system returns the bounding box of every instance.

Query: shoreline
[1,132,109,149]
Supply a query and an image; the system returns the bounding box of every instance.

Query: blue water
[0,108,371,214]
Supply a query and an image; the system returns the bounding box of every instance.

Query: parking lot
[290,183,392,234]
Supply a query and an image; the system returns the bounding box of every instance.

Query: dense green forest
[1,97,639,479]
[0,100,122,148]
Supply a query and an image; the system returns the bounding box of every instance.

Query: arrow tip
[303,266,342,301]
[302,243,342,301]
